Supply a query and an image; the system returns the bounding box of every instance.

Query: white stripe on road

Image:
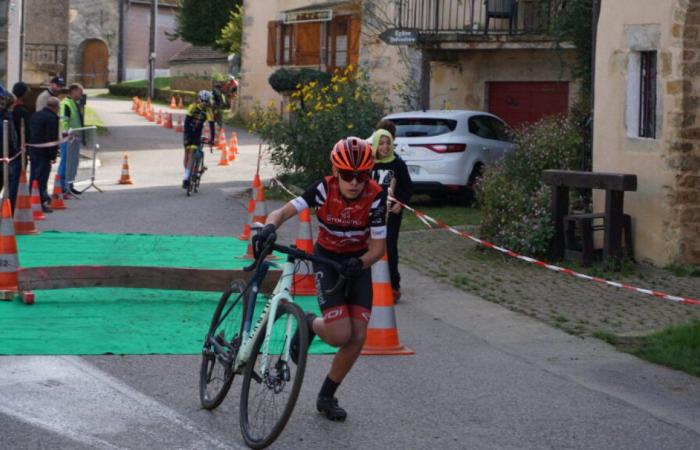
[0,356,245,450]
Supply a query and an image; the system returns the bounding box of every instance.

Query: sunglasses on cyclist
[338,170,371,183]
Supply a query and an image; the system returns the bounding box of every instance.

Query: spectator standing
[0,87,20,211]
[11,82,32,150]
[29,97,60,212]
[370,122,412,302]
[35,76,64,112]
[59,83,84,195]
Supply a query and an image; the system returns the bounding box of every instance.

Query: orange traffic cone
[292,209,316,295]
[156,109,162,125]
[217,128,227,150]
[218,146,230,166]
[175,115,183,132]
[361,251,414,356]
[50,174,66,210]
[30,180,46,221]
[13,171,38,235]
[228,134,237,161]
[0,198,19,300]
[170,95,177,109]
[177,96,184,109]
[132,97,139,111]
[165,112,173,129]
[237,197,254,241]
[251,182,267,225]
[118,153,134,185]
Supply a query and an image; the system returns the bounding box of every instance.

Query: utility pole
[148,0,158,99]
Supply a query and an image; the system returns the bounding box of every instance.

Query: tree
[173,0,241,47]
[215,4,243,54]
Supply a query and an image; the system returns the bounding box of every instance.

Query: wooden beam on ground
[18,266,281,295]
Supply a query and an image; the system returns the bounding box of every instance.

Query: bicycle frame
[232,256,299,376]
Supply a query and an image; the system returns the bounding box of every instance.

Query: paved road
[1,97,699,449]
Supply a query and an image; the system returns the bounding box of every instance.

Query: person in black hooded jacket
[370,122,412,302]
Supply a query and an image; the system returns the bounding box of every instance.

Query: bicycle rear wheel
[186,155,196,197]
[240,301,308,449]
[193,152,203,193]
[199,280,247,410]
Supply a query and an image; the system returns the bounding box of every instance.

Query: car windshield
[392,118,458,138]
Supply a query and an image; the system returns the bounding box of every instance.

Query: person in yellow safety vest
[59,83,84,195]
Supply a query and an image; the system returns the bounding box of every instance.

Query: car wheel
[462,164,484,207]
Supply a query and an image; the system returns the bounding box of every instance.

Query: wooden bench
[541,170,637,266]
[563,213,634,266]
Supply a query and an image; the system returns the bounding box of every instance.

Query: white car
[383,110,514,203]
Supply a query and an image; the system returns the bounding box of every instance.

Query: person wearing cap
[59,83,84,195]
[0,86,21,211]
[11,82,32,147]
[36,75,64,112]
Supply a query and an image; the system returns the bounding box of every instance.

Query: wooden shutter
[267,21,278,66]
[348,15,361,67]
[295,22,321,66]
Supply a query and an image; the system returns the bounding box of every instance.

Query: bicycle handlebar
[243,234,347,295]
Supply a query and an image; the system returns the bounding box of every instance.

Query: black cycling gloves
[253,223,276,256]
[340,257,364,279]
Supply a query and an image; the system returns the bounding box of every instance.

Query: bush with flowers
[475,117,582,257]
[248,66,386,184]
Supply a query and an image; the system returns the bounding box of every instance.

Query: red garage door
[488,82,569,129]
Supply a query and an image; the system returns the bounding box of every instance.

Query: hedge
[108,84,196,104]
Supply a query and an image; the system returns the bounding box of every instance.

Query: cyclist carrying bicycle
[254,137,387,421]
[182,90,215,189]
[211,82,229,127]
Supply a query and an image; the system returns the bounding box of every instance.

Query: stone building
[593,0,700,265]
[0,0,188,88]
[240,0,578,130]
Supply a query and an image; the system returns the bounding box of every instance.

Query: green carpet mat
[0,232,335,356]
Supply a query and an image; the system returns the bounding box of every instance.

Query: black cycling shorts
[312,244,372,323]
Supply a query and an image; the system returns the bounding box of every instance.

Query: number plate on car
[408,165,420,175]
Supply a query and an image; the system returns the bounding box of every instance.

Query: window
[267,15,359,69]
[639,51,657,139]
[393,118,458,138]
[469,115,511,142]
[626,50,657,139]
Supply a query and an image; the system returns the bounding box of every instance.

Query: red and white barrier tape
[269,176,699,306]
[0,131,80,164]
[390,196,700,307]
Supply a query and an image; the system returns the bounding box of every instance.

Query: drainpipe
[118,0,126,82]
[148,0,158,99]
[587,0,601,171]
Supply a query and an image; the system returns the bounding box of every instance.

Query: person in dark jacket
[29,97,60,212]
[0,86,21,211]
[370,123,412,302]
[11,82,31,147]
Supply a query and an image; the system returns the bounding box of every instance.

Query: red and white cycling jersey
[291,176,387,253]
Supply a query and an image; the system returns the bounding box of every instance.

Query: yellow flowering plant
[248,66,386,183]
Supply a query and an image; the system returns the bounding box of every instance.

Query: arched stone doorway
[80,39,109,88]
[665,0,700,263]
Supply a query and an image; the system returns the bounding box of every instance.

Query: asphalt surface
[1,97,699,450]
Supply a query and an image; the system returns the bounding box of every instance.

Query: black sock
[319,376,340,398]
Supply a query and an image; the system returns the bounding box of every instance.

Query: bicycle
[186,141,212,197]
[199,231,345,449]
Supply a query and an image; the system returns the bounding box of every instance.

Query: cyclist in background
[254,137,387,422]
[182,90,215,189]
[211,82,229,127]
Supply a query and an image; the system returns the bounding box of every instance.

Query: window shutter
[348,15,361,66]
[295,22,321,66]
[267,21,278,66]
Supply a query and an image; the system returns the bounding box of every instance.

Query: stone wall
[23,0,69,84]
[67,0,120,85]
[668,0,700,262]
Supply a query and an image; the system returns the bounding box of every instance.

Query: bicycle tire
[186,155,196,197]
[199,280,247,410]
[194,152,203,193]
[239,301,308,449]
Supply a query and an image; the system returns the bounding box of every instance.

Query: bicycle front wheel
[193,152,203,192]
[199,280,247,410]
[240,301,308,449]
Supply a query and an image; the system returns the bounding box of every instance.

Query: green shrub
[250,67,385,184]
[268,68,332,93]
[476,117,582,256]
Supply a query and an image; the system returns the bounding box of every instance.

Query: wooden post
[550,185,569,259]
[604,190,625,264]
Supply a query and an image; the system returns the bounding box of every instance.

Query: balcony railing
[396,0,565,36]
